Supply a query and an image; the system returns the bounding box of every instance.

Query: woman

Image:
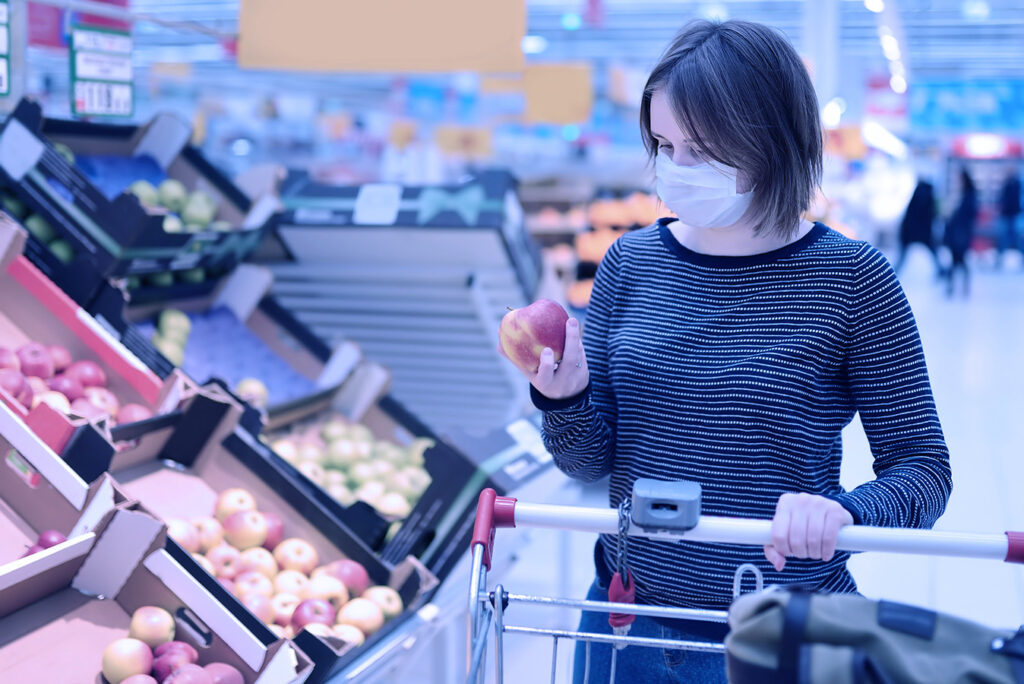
[943,168,977,297]
[506,20,952,683]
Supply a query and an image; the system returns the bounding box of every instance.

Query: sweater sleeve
[833,246,952,528]
[531,238,623,482]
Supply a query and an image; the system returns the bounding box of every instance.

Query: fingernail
[569,318,579,328]
[542,348,552,357]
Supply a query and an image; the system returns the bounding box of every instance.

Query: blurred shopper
[895,178,941,275]
[943,168,978,297]
[997,168,1021,267]
[503,20,951,684]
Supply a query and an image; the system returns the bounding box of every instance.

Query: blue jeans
[571,579,728,683]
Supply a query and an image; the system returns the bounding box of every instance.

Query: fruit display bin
[0,97,279,287]
[0,506,313,683]
[103,387,438,684]
[109,262,364,427]
[0,218,196,479]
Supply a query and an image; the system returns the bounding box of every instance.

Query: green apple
[53,142,75,165]
[373,443,407,465]
[354,481,386,507]
[297,442,326,465]
[320,417,349,443]
[158,309,191,340]
[178,267,206,284]
[48,239,75,264]
[375,492,412,518]
[24,214,57,243]
[151,335,184,366]
[324,469,347,488]
[371,461,395,478]
[128,180,159,206]
[2,193,28,219]
[348,461,377,487]
[210,220,233,232]
[347,425,373,443]
[327,484,356,506]
[272,438,300,464]
[326,439,363,468]
[384,471,416,499]
[405,437,434,467]
[162,215,184,233]
[158,178,188,212]
[297,460,326,486]
[183,191,217,227]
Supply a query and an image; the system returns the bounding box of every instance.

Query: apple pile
[101,605,245,684]
[150,309,191,367]
[168,488,404,645]
[17,528,67,560]
[268,415,433,520]
[129,180,230,235]
[0,342,153,426]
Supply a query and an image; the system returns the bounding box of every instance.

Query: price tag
[70,25,133,117]
[0,0,9,95]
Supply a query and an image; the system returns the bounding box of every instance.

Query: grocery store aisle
[491,247,1024,684]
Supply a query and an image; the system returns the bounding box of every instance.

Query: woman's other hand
[764,493,854,571]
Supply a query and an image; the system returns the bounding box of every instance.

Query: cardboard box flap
[257,639,313,684]
[134,111,191,170]
[214,264,274,322]
[0,117,45,182]
[0,533,94,598]
[73,509,162,599]
[69,475,119,538]
[0,215,27,271]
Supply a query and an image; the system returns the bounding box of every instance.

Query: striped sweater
[533,219,952,610]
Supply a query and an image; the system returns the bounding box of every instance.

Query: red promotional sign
[28,0,129,49]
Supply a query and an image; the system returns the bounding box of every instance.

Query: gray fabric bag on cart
[725,588,1024,684]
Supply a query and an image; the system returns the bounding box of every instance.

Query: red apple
[273,538,318,575]
[48,345,72,372]
[261,512,284,550]
[302,574,349,611]
[167,518,201,554]
[336,598,385,636]
[192,553,215,575]
[498,299,570,374]
[192,517,224,552]
[102,638,153,684]
[36,530,66,549]
[16,342,54,380]
[234,571,274,600]
[0,368,32,408]
[32,390,71,414]
[273,570,309,597]
[206,544,242,579]
[203,663,244,684]
[83,385,120,416]
[214,488,257,522]
[65,359,106,387]
[154,641,198,663]
[238,547,277,579]
[70,397,106,420]
[219,578,236,594]
[47,374,84,401]
[153,650,193,682]
[129,605,175,648]
[0,346,20,372]
[239,592,275,623]
[26,376,48,396]
[271,593,301,626]
[117,403,154,424]
[20,543,44,558]
[121,676,158,684]
[333,623,366,646]
[164,664,214,684]
[222,510,267,550]
[318,559,371,597]
[363,585,404,620]
[290,598,336,632]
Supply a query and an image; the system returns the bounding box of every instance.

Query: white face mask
[655,152,753,229]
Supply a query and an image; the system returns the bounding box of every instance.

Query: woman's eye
[658,143,673,153]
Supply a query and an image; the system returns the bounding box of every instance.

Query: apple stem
[506,306,515,312]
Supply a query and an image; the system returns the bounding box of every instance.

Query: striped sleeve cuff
[530,383,591,412]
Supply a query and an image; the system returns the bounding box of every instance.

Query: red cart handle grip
[470,488,517,571]
[1006,532,1024,564]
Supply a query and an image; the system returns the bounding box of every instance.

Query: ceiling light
[880,35,901,61]
[864,0,885,13]
[521,35,548,55]
[822,99,844,129]
[561,13,582,31]
[889,74,907,94]
[889,61,906,77]
[963,133,1007,158]
[961,0,990,21]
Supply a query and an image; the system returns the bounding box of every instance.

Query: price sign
[70,25,133,117]
[0,1,10,96]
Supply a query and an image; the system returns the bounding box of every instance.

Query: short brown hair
[640,20,822,237]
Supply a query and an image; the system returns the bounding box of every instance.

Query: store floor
[489,248,1024,683]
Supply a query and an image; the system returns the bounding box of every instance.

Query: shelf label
[0,1,10,96]
[70,25,133,117]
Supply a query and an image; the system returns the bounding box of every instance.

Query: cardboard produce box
[0,97,278,295]
[0,507,312,682]
[0,217,193,481]
[105,388,438,684]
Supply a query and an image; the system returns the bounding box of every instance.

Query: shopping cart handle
[470,488,517,570]
[1006,531,1024,564]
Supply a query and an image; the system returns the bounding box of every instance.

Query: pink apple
[83,385,120,416]
[164,664,214,684]
[238,547,277,579]
[16,342,54,380]
[206,544,242,579]
[233,571,274,600]
[273,570,309,597]
[167,518,201,554]
[363,585,404,620]
[214,488,257,522]
[239,592,275,623]
[336,598,385,636]
[203,663,244,684]
[222,510,267,550]
[128,605,175,647]
[0,368,31,408]
[0,347,20,372]
[65,359,106,387]
[47,374,84,401]
[121,676,158,684]
[154,641,198,663]
[102,638,153,684]
[192,553,215,575]
[302,575,349,611]
[271,593,301,626]
[117,403,153,424]
[333,623,366,646]
[20,543,44,558]
[32,390,71,414]
[26,376,48,396]
[498,299,570,374]
[290,598,336,632]
[192,517,224,552]
[48,345,72,373]
[70,397,105,420]
[36,530,66,549]
[261,512,284,550]
[153,650,193,681]
[318,559,371,597]
[273,538,318,575]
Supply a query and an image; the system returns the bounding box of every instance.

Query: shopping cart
[467,479,1024,684]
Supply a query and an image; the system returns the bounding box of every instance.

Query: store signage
[524,63,593,125]
[70,25,133,117]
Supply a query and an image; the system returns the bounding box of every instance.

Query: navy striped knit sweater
[533,219,952,610]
